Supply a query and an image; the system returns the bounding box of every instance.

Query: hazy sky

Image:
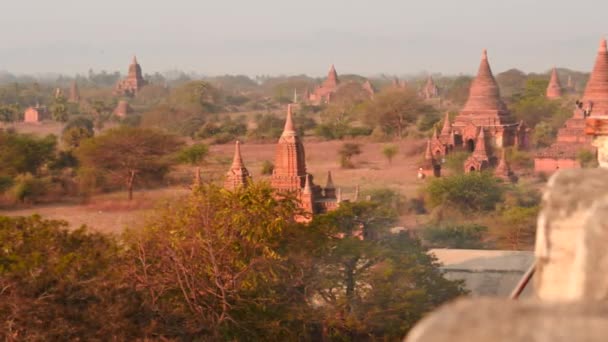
[1,0,607,77]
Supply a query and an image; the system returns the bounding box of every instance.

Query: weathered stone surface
[405,298,608,342]
[535,168,608,301]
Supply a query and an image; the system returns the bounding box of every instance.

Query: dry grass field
[0,137,429,233]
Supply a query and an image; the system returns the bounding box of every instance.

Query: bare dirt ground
[1,122,429,234]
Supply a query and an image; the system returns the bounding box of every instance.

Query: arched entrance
[466,139,475,152]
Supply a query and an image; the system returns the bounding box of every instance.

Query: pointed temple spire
[582,37,608,116]
[432,128,439,140]
[132,55,138,65]
[224,141,251,191]
[271,105,307,191]
[472,128,489,160]
[325,171,335,189]
[303,174,312,194]
[283,104,296,136]
[324,171,336,199]
[441,112,452,135]
[461,49,508,115]
[322,64,339,89]
[494,149,512,180]
[546,67,563,99]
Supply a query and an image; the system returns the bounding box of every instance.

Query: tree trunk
[127,170,136,201]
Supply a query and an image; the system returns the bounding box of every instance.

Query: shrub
[178,143,209,165]
[8,173,49,204]
[426,172,504,212]
[422,224,488,249]
[339,142,362,168]
[578,149,598,168]
[382,144,398,164]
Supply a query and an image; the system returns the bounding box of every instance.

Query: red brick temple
[224,141,251,190]
[420,76,439,99]
[114,56,148,97]
[307,65,374,105]
[534,39,607,173]
[420,49,527,177]
[224,105,339,219]
[546,68,563,100]
[308,65,340,104]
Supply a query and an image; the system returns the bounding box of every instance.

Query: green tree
[490,206,539,250]
[50,95,69,122]
[0,130,56,177]
[422,224,488,249]
[177,143,209,165]
[76,127,183,200]
[426,172,504,212]
[339,142,362,168]
[577,149,598,168]
[443,151,470,175]
[308,202,466,339]
[532,121,555,148]
[364,89,435,139]
[382,144,398,164]
[61,126,93,148]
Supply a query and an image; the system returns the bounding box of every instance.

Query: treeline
[0,183,465,341]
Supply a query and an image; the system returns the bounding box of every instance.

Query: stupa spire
[224,141,250,190]
[472,128,489,160]
[325,171,335,189]
[546,67,563,99]
[231,140,245,168]
[582,37,608,116]
[282,104,296,136]
[461,49,508,115]
[441,112,452,135]
[303,174,312,194]
[494,148,512,180]
[271,104,307,191]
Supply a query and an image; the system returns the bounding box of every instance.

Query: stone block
[405,298,608,342]
[535,168,608,300]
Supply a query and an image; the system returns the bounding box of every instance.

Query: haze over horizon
[1,0,607,77]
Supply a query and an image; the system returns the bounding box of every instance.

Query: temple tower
[271,105,307,191]
[324,171,336,198]
[582,38,608,116]
[464,128,490,173]
[453,49,515,148]
[114,55,148,96]
[546,68,563,99]
[324,64,339,89]
[422,76,439,99]
[494,149,513,181]
[224,141,251,190]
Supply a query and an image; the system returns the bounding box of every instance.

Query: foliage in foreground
[0,183,465,341]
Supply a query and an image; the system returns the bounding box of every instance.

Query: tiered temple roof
[114,56,148,96]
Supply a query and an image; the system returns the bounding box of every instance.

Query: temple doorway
[466,139,475,152]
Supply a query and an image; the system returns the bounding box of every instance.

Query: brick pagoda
[224,141,251,190]
[534,39,607,173]
[546,68,563,100]
[224,105,340,219]
[420,49,526,177]
[420,76,439,99]
[308,65,340,104]
[114,56,148,97]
